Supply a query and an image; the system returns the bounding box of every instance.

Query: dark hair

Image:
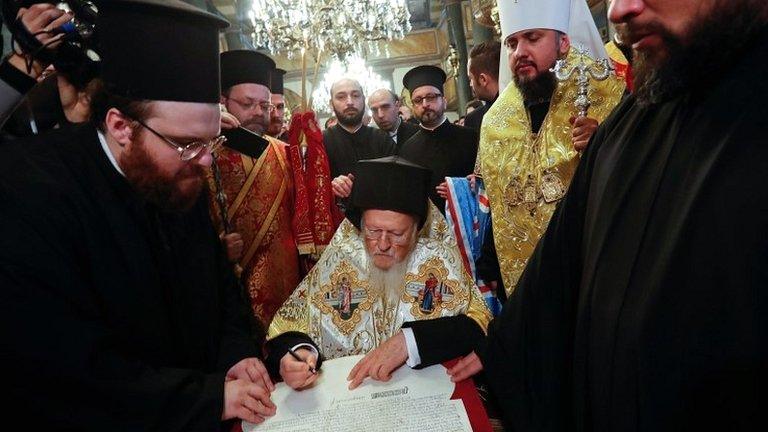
[469,41,501,80]
[88,79,154,132]
[465,99,483,111]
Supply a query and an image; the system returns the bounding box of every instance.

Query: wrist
[6,53,45,79]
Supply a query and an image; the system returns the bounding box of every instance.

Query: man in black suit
[368,88,419,152]
[463,41,501,131]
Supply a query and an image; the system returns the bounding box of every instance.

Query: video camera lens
[2,1,99,84]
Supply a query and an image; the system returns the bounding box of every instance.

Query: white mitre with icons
[497,0,609,89]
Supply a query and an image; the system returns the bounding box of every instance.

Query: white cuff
[290,343,319,359]
[401,328,422,368]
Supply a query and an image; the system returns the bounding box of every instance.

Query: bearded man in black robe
[325,78,394,213]
[0,1,277,430]
[397,65,479,213]
[447,0,768,430]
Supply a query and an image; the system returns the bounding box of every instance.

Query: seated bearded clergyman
[264,156,492,390]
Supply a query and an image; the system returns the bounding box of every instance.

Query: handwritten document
[242,355,472,432]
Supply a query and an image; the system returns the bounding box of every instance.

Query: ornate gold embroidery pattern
[401,257,466,319]
[312,261,374,335]
[268,204,492,360]
[479,50,626,293]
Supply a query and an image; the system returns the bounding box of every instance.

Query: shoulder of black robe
[0,124,258,431]
[463,103,488,131]
[401,315,485,368]
[322,125,343,178]
[263,332,324,380]
[395,119,420,152]
[323,125,394,179]
[365,124,396,157]
[479,29,768,432]
[398,121,478,212]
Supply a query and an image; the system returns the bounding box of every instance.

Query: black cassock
[0,125,258,431]
[480,33,768,431]
[462,94,497,132]
[322,124,394,179]
[393,119,420,153]
[397,120,478,212]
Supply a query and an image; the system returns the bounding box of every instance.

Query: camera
[2,1,99,87]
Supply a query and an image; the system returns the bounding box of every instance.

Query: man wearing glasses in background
[211,50,302,329]
[397,65,479,213]
[266,68,288,141]
[0,1,276,429]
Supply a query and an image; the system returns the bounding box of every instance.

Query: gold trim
[240,140,288,266]
[228,151,266,221]
[401,257,466,319]
[312,261,374,335]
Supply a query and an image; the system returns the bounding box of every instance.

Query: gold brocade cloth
[207,136,300,326]
[477,51,625,295]
[268,205,492,359]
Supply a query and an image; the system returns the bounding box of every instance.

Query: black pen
[288,347,317,374]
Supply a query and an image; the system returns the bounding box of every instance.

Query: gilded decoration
[402,257,465,319]
[478,50,625,293]
[311,261,374,335]
[206,138,299,325]
[267,204,492,359]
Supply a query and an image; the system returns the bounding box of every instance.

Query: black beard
[334,107,364,128]
[514,70,558,105]
[622,0,768,106]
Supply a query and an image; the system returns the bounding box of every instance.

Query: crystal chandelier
[311,55,390,114]
[248,0,412,61]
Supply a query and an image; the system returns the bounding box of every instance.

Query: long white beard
[368,258,410,298]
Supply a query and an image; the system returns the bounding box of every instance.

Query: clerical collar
[419,116,447,131]
[97,129,125,177]
[339,123,363,134]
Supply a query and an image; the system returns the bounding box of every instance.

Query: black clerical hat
[221,50,276,92]
[402,65,447,94]
[97,0,228,103]
[270,68,286,95]
[347,156,432,229]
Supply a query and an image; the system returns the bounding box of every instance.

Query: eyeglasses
[411,93,443,105]
[129,116,226,161]
[363,227,412,245]
[226,96,275,112]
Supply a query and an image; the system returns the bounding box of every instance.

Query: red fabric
[286,111,342,259]
[443,358,493,432]
[612,60,634,93]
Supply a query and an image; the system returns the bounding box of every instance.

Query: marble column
[445,0,472,115]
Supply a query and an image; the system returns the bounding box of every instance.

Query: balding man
[323,78,394,213]
[368,88,419,152]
